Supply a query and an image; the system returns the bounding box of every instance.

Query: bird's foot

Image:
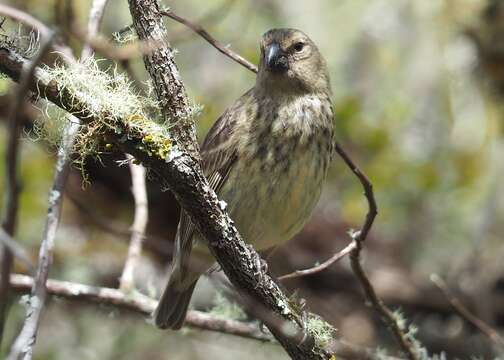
[249,245,269,289]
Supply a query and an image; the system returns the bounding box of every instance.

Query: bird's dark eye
[293,42,305,52]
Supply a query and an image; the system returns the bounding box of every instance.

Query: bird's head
[256,28,330,96]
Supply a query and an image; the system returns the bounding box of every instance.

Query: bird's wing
[174,90,253,279]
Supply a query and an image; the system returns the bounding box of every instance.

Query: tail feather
[154,273,198,330]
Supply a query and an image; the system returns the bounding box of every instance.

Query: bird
[154,28,335,330]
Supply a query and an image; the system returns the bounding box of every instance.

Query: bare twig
[160,8,258,73]
[119,155,149,292]
[333,142,418,359]
[0,30,54,348]
[278,241,357,281]
[0,4,74,63]
[166,0,237,43]
[333,142,377,243]
[431,274,504,350]
[8,273,271,342]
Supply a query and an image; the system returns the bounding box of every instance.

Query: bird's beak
[265,42,288,73]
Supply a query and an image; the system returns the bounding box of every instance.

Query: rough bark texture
[0,47,333,359]
[127,0,200,159]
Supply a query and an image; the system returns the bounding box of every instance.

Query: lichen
[34,57,175,171]
[306,313,336,348]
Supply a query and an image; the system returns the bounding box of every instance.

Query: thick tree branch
[126,1,335,358]
[127,0,199,159]
[0,42,331,360]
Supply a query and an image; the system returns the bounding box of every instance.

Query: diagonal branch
[126,1,331,358]
[160,8,258,73]
[278,241,357,281]
[431,274,504,351]
[0,35,332,360]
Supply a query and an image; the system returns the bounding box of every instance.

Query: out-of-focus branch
[166,0,236,43]
[8,273,271,342]
[159,8,258,73]
[0,229,34,272]
[6,120,79,360]
[0,30,54,348]
[6,2,105,358]
[431,274,504,351]
[80,0,110,60]
[0,4,74,63]
[10,273,402,360]
[65,192,172,256]
[278,241,356,281]
[119,155,149,292]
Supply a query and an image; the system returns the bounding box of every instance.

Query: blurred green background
[2,0,504,358]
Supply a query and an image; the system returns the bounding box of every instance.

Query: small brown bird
[154,28,334,329]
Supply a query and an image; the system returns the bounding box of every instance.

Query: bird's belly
[220,144,327,251]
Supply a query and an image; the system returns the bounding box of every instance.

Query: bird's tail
[153,268,198,330]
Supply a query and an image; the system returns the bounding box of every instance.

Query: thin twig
[119,155,149,292]
[334,142,377,243]
[8,273,271,342]
[159,8,258,73]
[166,0,237,43]
[431,274,504,350]
[350,244,418,360]
[333,142,418,359]
[278,241,356,281]
[0,30,54,348]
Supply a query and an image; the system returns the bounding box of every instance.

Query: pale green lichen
[35,57,177,173]
[209,292,247,321]
[306,314,336,348]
